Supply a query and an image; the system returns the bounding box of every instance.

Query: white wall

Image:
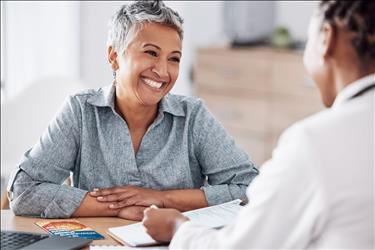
[275,1,319,41]
[166,1,227,95]
[1,1,5,87]
[79,1,123,90]
[3,1,80,100]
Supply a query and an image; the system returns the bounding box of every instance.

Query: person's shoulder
[166,94,203,107]
[277,108,333,146]
[164,94,205,116]
[289,98,368,138]
[70,87,103,101]
[276,103,363,155]
[293,109,332,130]
[66,85,111,107]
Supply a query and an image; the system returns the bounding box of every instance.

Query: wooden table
[1,209,137,248]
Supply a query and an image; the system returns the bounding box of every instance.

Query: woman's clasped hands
[90,185,165,221]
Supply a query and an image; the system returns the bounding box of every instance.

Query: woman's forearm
[161,189,208,212]
[88,186,208,213]
[72,193,120,217]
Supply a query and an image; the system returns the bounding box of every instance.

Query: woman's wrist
[73,193,120,217]
[158,189,208,211]
[158,190,170,208]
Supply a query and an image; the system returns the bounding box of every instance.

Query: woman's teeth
[143,78,164,89]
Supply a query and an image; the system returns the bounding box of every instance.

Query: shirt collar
[87,84,186,117]
[332,73,375,108]
[87,84,116,108]
[158,93,186,117]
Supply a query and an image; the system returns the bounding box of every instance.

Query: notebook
[108,199,243,247]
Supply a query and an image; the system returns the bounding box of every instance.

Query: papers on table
[90,245,168,250]
[107,199,243,247]
[183,199,243,228]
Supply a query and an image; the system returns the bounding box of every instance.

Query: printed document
[107,199,243,247]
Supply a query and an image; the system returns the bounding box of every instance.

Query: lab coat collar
[332,73,375,108]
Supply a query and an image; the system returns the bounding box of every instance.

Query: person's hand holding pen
[142,205,189,243]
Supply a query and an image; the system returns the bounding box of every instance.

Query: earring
[112,71,117,85]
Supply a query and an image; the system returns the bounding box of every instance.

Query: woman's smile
[140,76,167,91]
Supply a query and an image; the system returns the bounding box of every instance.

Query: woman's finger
[96,193,123,202]
[90,186,127,196]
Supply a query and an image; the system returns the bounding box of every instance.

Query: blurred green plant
[271,26,293,48]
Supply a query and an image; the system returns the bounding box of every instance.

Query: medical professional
[143,0,375,248]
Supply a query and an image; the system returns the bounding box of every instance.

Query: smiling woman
[112,23,181,115]
[7,0,258,220]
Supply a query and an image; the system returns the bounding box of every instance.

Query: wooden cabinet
[193,47,324,166]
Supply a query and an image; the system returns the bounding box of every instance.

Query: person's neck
[333,64,375,94]
[115,95,158,131]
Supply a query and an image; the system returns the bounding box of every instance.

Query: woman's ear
[320,22,335,59]
[108,46,119,71]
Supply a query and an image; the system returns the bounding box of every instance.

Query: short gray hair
[107,0,184,54]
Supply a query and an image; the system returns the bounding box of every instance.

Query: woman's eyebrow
[172,50,182,56]
[143,43,161,50]
[143,43,181,56]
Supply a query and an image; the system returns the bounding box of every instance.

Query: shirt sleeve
[170,124,328,249]
[190,99,259,205]
[8,95,87,218]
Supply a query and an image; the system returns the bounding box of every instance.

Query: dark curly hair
[318,0,375,63]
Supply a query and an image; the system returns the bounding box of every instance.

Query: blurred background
[1,1,323,201]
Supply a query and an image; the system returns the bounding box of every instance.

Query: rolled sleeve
[42,185,87,218]
[201,184,234,206]
[191,100,259,205]
[9,95,83,218]
[10,170,87,218]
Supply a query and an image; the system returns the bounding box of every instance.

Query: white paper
[90,245,168,250]
[183,199,243,228]
[108,221,156,247]
[107,199,243,247]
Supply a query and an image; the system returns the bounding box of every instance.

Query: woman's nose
[152,59,168,78]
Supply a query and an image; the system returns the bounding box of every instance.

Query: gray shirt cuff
[42,185,87,218]
[201,184,235,206]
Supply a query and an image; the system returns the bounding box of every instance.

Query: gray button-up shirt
[8,84,258,218]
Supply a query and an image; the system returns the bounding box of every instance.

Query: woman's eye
[145,50,157,57]
[170,57,180,63]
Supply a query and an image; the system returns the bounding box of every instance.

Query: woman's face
[114,22,182,107]
[303,12,336,107]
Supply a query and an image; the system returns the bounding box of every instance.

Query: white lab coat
[170,74,375,249]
